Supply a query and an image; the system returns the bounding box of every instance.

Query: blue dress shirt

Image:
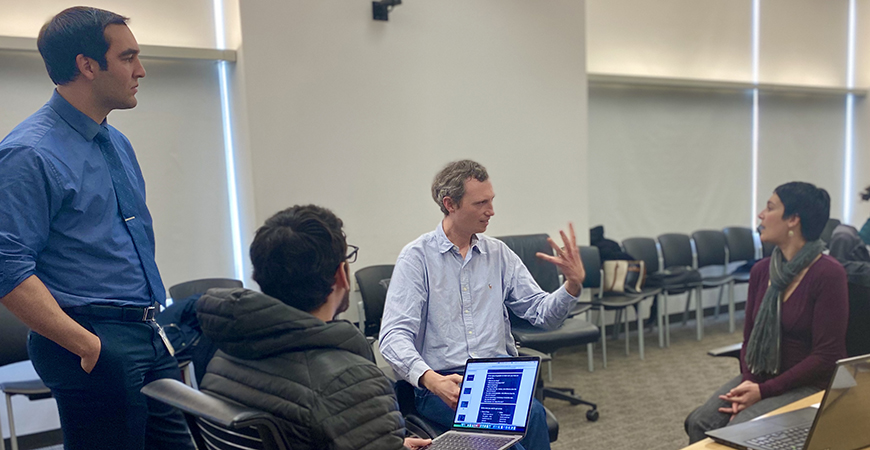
[379,222,578,387]
[0,91,155,307]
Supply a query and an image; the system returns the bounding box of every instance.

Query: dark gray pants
[684,374,820,444]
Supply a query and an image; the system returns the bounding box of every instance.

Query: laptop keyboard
[746,426,810,450]
[426,433,516,450]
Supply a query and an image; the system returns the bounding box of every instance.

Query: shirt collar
[435,221,485,255]
[47,90,103,142]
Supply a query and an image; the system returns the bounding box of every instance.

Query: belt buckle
[142,306,156,322]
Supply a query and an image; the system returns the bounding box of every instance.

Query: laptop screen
[806,353,870,450]
[452,357,540,434]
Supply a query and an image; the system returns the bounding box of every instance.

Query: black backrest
[762,241,775,258]
[578,246,601,289]
[657,233,693,269]
[622,237,660,273]
[496,234,560,292]
[847,281,870,357]
[820,218,841,245]
[0,306,30,366]
[354,265,395,338]
[723,226,756,263]
[170,278,243,301]
[692,230,728,268]
[141,378,288,450]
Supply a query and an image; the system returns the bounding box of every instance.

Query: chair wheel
[586,409,599,422]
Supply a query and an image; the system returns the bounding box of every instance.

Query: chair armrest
[517,347,552,362]
[142,379,277,429]
[707,343,742,359]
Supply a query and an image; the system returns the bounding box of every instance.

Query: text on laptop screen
[453,359,538,433]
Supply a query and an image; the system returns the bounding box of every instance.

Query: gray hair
[431,160,489,215]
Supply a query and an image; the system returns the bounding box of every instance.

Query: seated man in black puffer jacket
[195,205,430,450]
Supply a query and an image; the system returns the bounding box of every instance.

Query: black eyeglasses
[346,244,359,263]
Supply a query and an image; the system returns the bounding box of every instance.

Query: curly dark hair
[250,205,347,312]
[860,185,870,201]
[431,160,489,215]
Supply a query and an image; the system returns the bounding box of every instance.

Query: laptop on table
[424,356,541,450]
[706,353,870,450]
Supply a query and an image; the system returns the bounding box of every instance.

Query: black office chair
[723,226,757,285]
[166,278,243,387]
[496,234,600,420]
[168,278,243,301]
[0,306,53,450]
[142,378,289,450]
[657,233,706,341]
[354,265,394,340]
[691,230,736,333]
[820,218,841,246]
[578,246,660,367]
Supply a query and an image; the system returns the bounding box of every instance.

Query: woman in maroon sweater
[685,182,849,444]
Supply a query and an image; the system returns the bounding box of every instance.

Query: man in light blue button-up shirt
[379,160,585,449]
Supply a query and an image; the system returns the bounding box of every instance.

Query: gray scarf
[745,239,825,376]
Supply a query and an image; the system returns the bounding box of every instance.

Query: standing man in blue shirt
[0,7,194,450]
[379,159,585,450]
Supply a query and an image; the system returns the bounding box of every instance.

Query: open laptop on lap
[424,356,541,450]
[706,353,870,450]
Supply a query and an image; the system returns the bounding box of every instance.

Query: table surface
[680,391,868,450]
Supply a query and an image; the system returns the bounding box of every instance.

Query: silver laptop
[706,353,870,450]
[425,356,541,450]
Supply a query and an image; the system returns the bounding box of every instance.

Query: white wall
[587,0,870,240]
[237,0,590,273]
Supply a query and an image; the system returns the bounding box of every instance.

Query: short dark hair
[250,205,347,312]
[37,7,129,85]
[774,182,830,241]
[431,160,489,215]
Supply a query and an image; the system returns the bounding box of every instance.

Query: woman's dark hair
[250,205,347,312]
[774,182,830,241]
[860,185,870,201]
[37,7,128,85]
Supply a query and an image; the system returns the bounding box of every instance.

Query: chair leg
[0,396,6,450]
[636,305,645,360]
[728,280,736,333]
[715,285,724,320]
[657,294,664,348]
[6,393,18,450]
[586,343,594,372]
[624,309,630,356]
[695,287,704,341]
[663,292,671,347]
[599,306,607,369]
[547,359,553,383]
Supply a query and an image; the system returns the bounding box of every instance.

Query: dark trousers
[28,316,195,450]
[415,385,550,450]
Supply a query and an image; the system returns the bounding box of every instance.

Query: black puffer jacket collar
[196,288,373,363]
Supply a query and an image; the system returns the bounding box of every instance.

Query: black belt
[65,304,157,322]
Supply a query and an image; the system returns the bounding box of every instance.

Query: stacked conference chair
[0,306,53,450]
[577,246,660,367]
[621,237,701,348]
[656,234,706,341]
[691,230,737,333]
[141,378,289,450]
[495,234,600,421]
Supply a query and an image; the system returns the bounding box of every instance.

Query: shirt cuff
[408,360,433,389]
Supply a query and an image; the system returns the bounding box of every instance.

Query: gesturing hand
[535,222,585,296]
[420,370,463,409]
